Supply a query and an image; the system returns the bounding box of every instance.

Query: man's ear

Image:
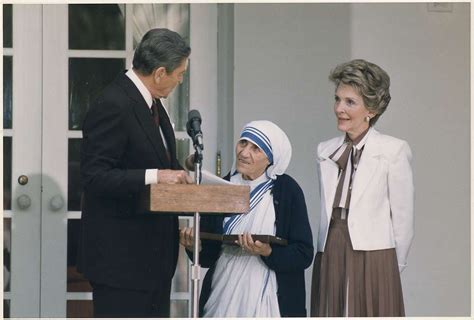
[153,67,166,81]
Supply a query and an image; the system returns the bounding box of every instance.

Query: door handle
[17,194,32,210]
[18,175,29,185]
[49,195,65,211]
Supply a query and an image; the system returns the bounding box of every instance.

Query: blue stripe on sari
[245,127,271,148]
[261,269,271,302]
[223,179,274,234]
[240,128,273,164]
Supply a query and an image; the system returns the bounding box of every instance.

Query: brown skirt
[311,217,405,317]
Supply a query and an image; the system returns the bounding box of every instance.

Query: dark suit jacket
[191,174,314,317]
[77,71,182,291]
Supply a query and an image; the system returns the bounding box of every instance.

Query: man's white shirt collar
[126,69,154,109]
[125,68,172,127]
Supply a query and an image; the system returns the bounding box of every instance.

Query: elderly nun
[180,120,313,317]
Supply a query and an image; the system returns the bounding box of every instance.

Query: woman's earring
[365,116,370,122]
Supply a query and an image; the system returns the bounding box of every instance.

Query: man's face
[153,58,188,99]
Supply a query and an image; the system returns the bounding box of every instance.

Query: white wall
[190,4,218,173]
[233,3,351,312]
[233,3,470,316]
[350,3,470,316]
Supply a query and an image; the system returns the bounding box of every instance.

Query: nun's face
[235,140,270,180]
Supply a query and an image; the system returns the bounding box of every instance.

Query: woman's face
[235,140,270,180]
[333,83,375,140]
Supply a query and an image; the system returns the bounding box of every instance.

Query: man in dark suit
[78,28,193,318]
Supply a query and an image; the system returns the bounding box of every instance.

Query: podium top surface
[146,184,250,214]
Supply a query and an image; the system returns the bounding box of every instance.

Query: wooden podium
[143,183,250,318]
[143,184,250,214]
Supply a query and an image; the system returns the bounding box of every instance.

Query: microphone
[187,109,204,150]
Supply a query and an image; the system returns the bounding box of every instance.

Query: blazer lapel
[157,101,178,168]
[349,128,382,207]
[319,136,344,220]
[116,72,170,168]
[133,101,171,167]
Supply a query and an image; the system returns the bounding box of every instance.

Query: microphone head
[187,109,202,137]
[186,118,193,137]
[188,109,201,122]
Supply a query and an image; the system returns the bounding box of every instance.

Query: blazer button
[274,200,279,205]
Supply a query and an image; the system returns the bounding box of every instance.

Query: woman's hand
[236,232,272,257]
[179,227,201,252]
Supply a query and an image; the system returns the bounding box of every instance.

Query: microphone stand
[191,146,203,318]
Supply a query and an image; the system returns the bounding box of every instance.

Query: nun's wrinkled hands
[236,232,272,257]
[179,227,201,252]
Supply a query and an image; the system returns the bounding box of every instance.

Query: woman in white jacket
[311,59,414,317]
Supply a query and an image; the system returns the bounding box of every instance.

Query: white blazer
[317,128,414,272]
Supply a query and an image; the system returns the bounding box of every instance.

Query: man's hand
[158,169,194,184]
[179,227,201,252]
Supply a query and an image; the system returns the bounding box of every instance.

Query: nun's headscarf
[232,120,292,180]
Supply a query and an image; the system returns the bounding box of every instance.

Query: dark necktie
[151,99,171,161]
[151,100,160,127]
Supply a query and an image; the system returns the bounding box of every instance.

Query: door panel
[3,6,13,316]
[40,5,69,315]
[9,4,43,317]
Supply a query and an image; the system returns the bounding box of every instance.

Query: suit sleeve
[388,141,415,272]
[81,98,146,199]
[261,182,314,273]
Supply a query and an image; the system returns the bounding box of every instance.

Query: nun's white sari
[203,173,280,317]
